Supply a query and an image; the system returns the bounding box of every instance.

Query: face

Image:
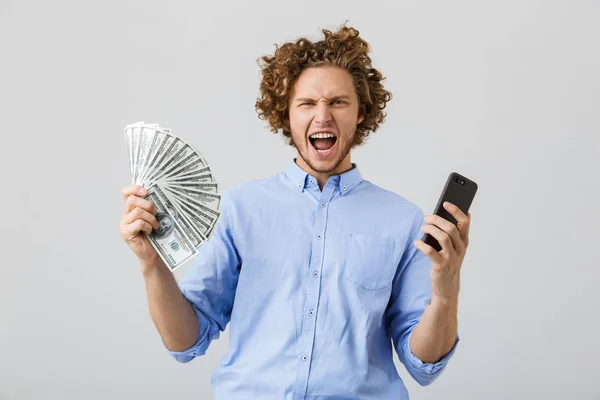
[287,66,364,177]
[158,215,172,231]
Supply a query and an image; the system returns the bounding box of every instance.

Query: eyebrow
[294,95,352,103]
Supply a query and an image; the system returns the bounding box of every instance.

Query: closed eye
[298,99,348,106]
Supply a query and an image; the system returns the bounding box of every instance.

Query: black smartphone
[422,172,478,252]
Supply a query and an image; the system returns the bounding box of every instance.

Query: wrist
[430,293,459,308]
[140,256,168,277]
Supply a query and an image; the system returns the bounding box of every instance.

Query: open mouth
[309,132,337,155]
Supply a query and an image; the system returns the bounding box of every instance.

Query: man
[119,24,472,399]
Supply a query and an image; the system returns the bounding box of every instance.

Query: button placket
[293,183,334,397]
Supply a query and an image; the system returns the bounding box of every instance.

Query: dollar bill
[144,185,197,270]
[138,127,171,185]
[134,126,157,185]
[158,166,214,183]
[169,173,213,182]
[124,126,134,181]
[130,124,142,185]
[146,134,180,181]
[170,191,221,238]
[152,168,214,189]
[175,191,221,221]
[125,121,146,181]
[164,193,209,246]
[141,133,175,183]
[124,121,221,263]
[162,181,219,193]
[149,184,207,250]
[152,152,209,183]
[165,186,221,211]
[148,135,207,179]
[168,194,218,237]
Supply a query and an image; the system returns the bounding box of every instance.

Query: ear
[357,105,365,125]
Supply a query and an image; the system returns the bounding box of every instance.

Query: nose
[314,101,332,125]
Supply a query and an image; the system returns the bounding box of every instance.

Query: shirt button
[297,184,302,188]
[301,354,308,361]
[308,309,315,316]
[316,234,321,239]
[321,203,325,208]
[313,271,318,277]
[342,185,347,191]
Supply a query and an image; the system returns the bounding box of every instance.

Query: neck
[295,153,353,190]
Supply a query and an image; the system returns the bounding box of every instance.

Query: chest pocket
[343,233,398,290]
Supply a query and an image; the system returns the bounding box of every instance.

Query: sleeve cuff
[402,329,460,385]
[165,307,216,363]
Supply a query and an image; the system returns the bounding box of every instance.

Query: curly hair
[255,23,392,147]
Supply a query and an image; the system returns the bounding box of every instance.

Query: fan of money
[124,121,221,271]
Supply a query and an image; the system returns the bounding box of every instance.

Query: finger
[442,202,470,238]
[420,223,455,253]
[123,207,160,230]
[414,239,443,264]
[424,214,463,252]
[122,219,153,240]
[462,212,471,246]
[124,195,157,214]
[140,220,154,236]
[121,185,147,201]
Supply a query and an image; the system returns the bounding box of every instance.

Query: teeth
[310,133,335,139]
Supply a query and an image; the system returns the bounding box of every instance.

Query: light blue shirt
[167,159,459,399]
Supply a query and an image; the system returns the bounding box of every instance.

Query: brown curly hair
[255,23,392,148]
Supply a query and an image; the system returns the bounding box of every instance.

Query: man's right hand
[119,185,161,266]
[120,185,200,352]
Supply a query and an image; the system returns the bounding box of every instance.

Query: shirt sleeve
[385,207,459,386]
[166,191,241,363]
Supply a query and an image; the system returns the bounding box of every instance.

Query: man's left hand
[414,201,472,303]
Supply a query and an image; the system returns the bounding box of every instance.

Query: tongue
[313,138,336,150]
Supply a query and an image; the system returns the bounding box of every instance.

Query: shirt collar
[284,158,363,195]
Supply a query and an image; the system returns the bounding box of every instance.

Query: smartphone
[422,172,478,252]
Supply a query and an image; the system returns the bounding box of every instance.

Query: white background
[1,0,598,399]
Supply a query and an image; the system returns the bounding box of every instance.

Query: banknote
[138,127,171,185]
[144,185,197,270]
[125,122,222,271]
[150,184,207,249]
[165,186,221,211]
[162,181,219,194]
[168,194,217,237]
